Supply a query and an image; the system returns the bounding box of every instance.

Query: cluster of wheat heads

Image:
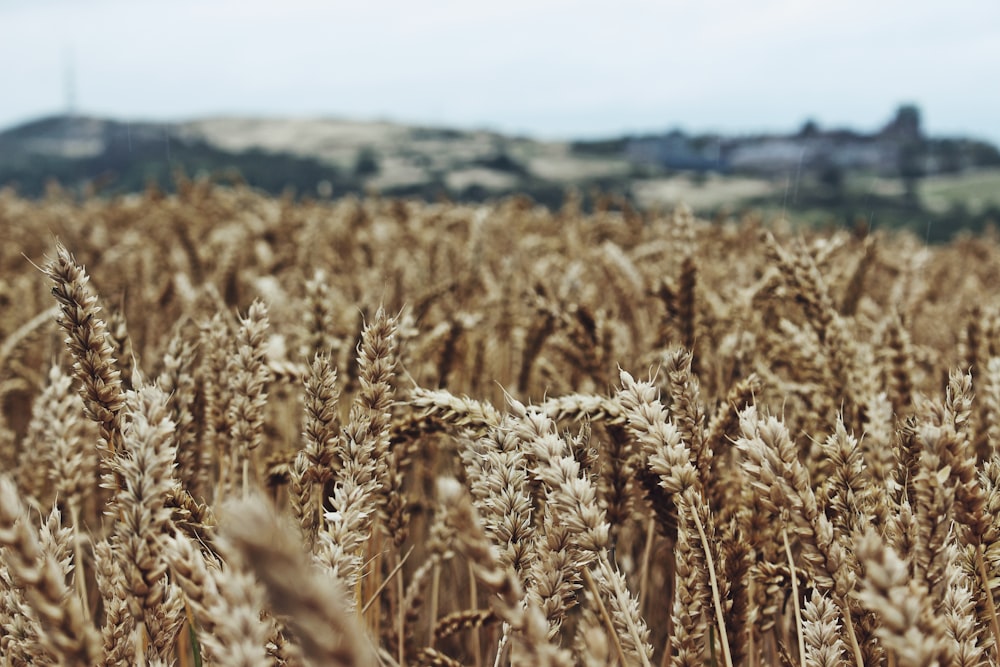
[3,182,1000,666]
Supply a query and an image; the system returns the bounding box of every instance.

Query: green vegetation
[3,109,1000,241]
[921,168,1000,214]
[0,138,351,198]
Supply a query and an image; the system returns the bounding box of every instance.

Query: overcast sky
[2,0,999,142]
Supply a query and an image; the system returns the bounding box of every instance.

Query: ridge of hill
[2,109,1000,240]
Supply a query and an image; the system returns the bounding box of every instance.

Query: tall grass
[1,181,1000,666]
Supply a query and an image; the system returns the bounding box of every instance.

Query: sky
[2,0,999,143]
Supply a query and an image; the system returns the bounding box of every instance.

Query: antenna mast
[63,45,77,116]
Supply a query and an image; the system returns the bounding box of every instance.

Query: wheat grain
[1,188,999,666]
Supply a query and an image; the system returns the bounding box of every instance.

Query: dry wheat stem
[361,545,414,614]
[582,566,630,667]
[689,494,733,667]
[976,543,1000,654]
[783,527,806,667]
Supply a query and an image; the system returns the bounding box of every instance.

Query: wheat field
[1,180,1000,667]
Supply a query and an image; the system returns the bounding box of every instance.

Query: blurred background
[2,0,999,238]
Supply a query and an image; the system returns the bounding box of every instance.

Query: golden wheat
[1,182,1000,666]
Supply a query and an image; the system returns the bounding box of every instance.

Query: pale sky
[2,0,999,143]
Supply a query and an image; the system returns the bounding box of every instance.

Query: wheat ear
[0,475,101,665]
[220,494,375,667]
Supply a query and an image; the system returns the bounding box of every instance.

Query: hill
[3,107,1000,239]
[0,114,633,208]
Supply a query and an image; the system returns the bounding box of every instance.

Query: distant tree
[570,138,628,155]
[354,146,379,178]
[934,140,963,173]
[475,151,526,175]
[898,140,926,206]
[689,171,709,187]
[817,161,845,198]
[883,104,923,141]
[799,119,821,138]
[882,105,928,205]
[969,141,1000,167]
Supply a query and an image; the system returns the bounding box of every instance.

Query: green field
[920,168,1000,214]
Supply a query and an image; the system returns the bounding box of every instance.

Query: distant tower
[63,46,77,117]
[881,104,923,142]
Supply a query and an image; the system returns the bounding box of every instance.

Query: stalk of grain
[411,386,504,432]
[110,384,179,661]
[436,477,570,667]
[801,591,847,667]
[460,418,536,581]
[618,369,733,667]
[855,529,950,667]
[0,475,101,665]
[510,398,653,666]
[158,331,201,495]
[226,299,271,498]
[0,567,51,666]
[199,313,235,500]
[736,405,863,667]
[219,494,374,667]
[94,539,136,667]
[312,307,399,624]
[165,530,273,667]
[44,243,126,478]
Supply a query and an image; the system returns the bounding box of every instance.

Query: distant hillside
[0,115,357,198]
[0,114,632,207]
[3,108,1000,240]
